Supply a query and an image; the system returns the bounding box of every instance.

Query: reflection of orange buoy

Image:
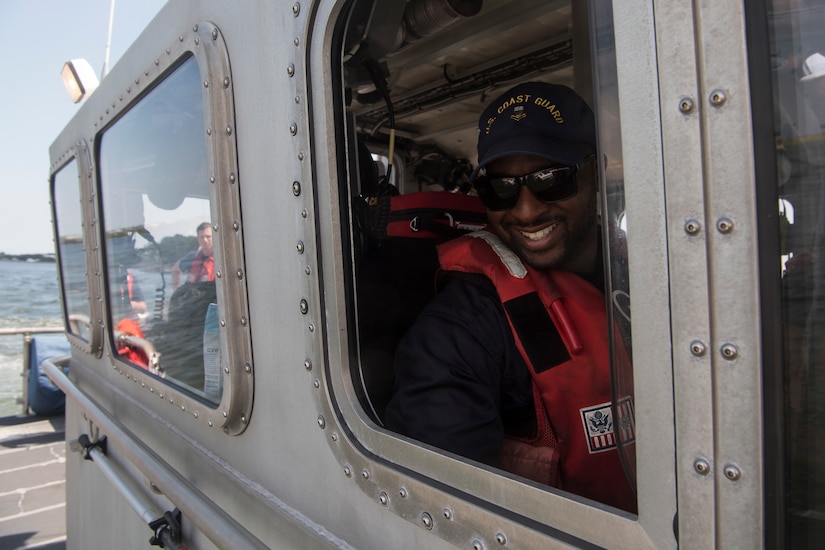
[116,318,149,369]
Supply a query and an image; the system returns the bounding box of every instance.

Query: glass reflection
[53,159,92,341]
[768,0,825,543]
[98,54,222,403]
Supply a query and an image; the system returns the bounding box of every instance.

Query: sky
[0,0,167,254]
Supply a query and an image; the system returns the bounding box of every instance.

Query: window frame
[50,143,103,356]
[305,0,676,547]
[91,21,254,435]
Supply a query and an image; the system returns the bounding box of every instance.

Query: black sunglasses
[473,155,595,211]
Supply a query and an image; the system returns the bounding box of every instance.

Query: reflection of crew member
[171,222,214,290]
[120,269,147,316]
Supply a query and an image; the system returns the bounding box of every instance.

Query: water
[0,261,63,416]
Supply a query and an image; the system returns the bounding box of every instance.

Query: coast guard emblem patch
[580,398,635,454]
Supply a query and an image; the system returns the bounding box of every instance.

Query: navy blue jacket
[384,274,536,466]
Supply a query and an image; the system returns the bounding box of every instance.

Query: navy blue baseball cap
[470,82,596,181]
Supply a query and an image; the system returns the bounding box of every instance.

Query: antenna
[102,0,116,77]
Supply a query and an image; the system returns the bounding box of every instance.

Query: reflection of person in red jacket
[171,222,214,290]
[385,82,635,512]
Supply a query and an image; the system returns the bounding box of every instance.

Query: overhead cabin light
[61,59,100,103]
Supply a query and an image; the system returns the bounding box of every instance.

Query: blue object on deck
[28,335,70,416]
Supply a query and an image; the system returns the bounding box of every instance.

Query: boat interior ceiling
[346,0,576,168]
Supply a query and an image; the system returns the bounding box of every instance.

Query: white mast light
[61,59,100,104]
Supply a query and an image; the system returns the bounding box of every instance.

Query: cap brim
[470,135,592,182]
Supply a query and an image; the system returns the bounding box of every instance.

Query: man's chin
[513,245,566,272]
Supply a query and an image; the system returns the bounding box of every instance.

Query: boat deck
[0,414,66,550]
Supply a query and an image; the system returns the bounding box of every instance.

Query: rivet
[473,540,485,550]
[237,268,244,279]
[293,3,300,16]
[690,340,707,357]
[301,209,308,218]
[694,457,711,475]
[304,358,312,371]
[144,69,149,76]
[295,96,301,104]
[685,219,702,235]
[308,323,315,333]
[331,432,338,442]
[298,152,305,161]
[216,270,222,278]
[222,410,228,418]
[244,363,252,374]
[165,48,171,54]
[344,465,352,477]
[220,319,226,327]
[379,492,389,506]
[496,533,507,545]
[212,223,218,232]
[293,181,301,196]
[154,59,160,66]
[287,64,295,77]
[193,24,198,32]
[203,80,209,88]
[724,463,742,481]
[290,123,298,136]
[721,343,739,360]
[399,487,408,498]
[208,419,213,427]
[180,404,186,411]
[304,266,312,275]
[717,218,734,233]
[210,176,216,184]
[225,125,233,136]
[313,379,320,388]
[233,221,240,231]
[193,411,199,419]
[443,507,453,520]
[241,415,247,424]
[294,38,300,46]
[679,97,695,114]
[240,316,248,326]
[194,37,200,46]
[206,127,213,136]
[300,299,309,314]
[223,77,230,88]
[317,416,325,429]
[229,172,236,183]
[362,469,370,480]
[709,89,727,107]
[224,366,229,374]
[297,241,305,254]
[421,512,433,530]
[212,28,218,40]
[179,35,184,42]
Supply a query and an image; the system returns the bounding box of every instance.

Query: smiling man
[385,82,635,512]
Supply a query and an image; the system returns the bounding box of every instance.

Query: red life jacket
[437,231,636,513]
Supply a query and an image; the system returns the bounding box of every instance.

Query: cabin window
[765,1,825,544]
[97,54,222,403]
[336,0,636,511]
[53,158,93,343]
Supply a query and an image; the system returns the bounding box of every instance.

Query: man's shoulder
[426,271,504,322]
[177,249,198,269]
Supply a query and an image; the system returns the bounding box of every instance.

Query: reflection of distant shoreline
[0,253,56,263]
